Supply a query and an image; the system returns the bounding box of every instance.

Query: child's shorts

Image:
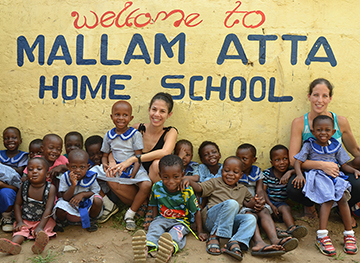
[13,218,56,239]
[271,201,288,209]
[240,203,272,214]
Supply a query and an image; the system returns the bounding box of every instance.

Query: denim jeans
[205,199,256,248]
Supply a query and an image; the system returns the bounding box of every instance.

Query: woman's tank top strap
[302,112,342,144]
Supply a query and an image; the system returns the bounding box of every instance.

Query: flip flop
[276,227,290,238]
[206,236,221,255]
[278,237,298,252]
[156,233,173,263]
[251,245,286,257]
[0,238,22,255]
[31,231,49,254]
[286,225,308,239]
[132,230,147,262]
[221,240,243,261]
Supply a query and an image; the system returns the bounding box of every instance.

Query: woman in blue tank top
[287,78,360,228]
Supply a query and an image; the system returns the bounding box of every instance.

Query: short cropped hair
[198,141,220,159]
[29,157,50,171]
[85,135,103,151]
[313,115,334,128]
[159,154,184,173]
[237,143,256,157]
[269,145,288,160]
[174,139,193,155]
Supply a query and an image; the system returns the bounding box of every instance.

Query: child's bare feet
[274,236,299,252]
[304,206,318,219]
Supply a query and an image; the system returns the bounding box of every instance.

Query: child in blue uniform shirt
[132,155,207,263]
[0,127,28,176]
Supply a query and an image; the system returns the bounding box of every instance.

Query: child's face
[27,158,48,185]
[236,148,256,174]
[312,119,336,146]
[222,157,242,186]
[29,143,42,159]
[67,155,90,180]
[200,144,221,167]
[111,102,134,131]
[41,136,62,163]
[176,144,193,168]
[159,164,184,193]
[65,134,83,155]
[87,143,103,166]
[3,128,22,152]
[270,149,289,175]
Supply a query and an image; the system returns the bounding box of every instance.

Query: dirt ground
[0,209,359,263]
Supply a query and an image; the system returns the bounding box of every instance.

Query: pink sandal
[0,238,21,255]
[31,231,49,254]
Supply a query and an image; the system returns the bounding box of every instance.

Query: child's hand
[14,221,28,232]
[21,176,29,182]
[271,204,279,218]
[33,226,44,237]
[254,194,265,212]
[280,170,292,185]
[178,147,187,159]
[69,171,78,186]
[291,175,305,189]
[354,170,360,179]
[102,163,109,173]
[198,232,208,241]
[69,194,83,208]
[180,178,190,191]
[106,165,117,177]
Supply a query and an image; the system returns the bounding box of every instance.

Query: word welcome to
[71,1,265,29]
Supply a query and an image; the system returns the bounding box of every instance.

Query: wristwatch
[136,154,142,164]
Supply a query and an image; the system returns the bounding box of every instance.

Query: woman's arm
[111,128,178,173]
[338,115,360,157]
[289,117,305,167]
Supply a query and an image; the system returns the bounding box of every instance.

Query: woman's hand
[320,161,340,178]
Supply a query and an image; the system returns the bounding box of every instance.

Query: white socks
[317,229,328,238]
[344,230,355,237]
[125,208,136,219]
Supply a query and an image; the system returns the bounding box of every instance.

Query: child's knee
[225,199,240,211]
[93,196,103,208]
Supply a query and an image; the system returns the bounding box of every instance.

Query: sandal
[135,203,148,219]
[286,225,308,239]
[277,237,298,252]
[0,238,22,255]
[125,218,137,231]
[86,219,98,232]
[316,236,336,256]
[156,233,174,263]
[221,240,243,261]
[132,230,147,262]
[206,236,221,255]
[143,209,153,230]
[276,227,290,238]
[344,235,358,254]
[31,231,49,254]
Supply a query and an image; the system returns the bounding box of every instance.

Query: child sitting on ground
[54,149,103,232]
[64,131,83,159]
[263,145,308,239]
[0,127,28,176]
[294,115,359,256]
[132,155,207,263]
[174,139,199,181]
[29,139,42,159]
[198,141,222,182]
[0,163,21,232]
[236,143,298,256]
[102,100,152,231]
[86,135,119,224]
[0,157,56,255]
[24,134,68,184]
[184,156,259,261]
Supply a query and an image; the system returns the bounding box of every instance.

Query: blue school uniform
[0,150,28,170]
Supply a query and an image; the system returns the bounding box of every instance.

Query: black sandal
[143,209,153,230]
[206,236,221,255]
[222,240,243,261]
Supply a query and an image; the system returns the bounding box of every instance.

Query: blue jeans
[205,199,256,248]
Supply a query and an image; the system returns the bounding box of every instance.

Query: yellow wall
[1,0,359,169]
